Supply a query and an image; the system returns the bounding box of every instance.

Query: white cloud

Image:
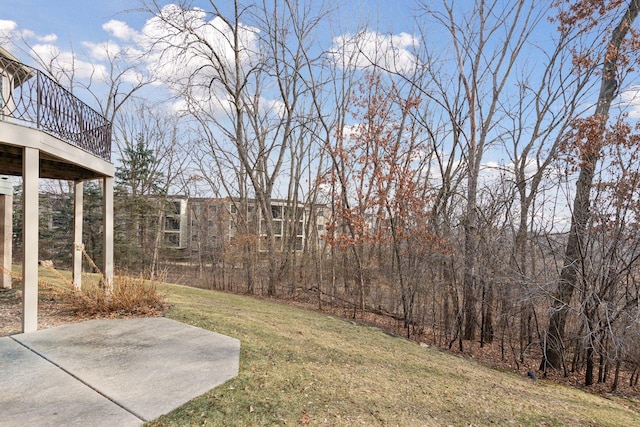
[618,85,640,118]
[121,68,146,85]
[168,98,188,114]
[0,19,17,40]
[37,33,57,43]
[18,28,35,39]
[136,4,262,118]
[80,40,150,86]
[339,124,358,141]
[479,157,543,184]
[31,43,108,81]
[260,98,286,118]
[329,30,420,74]
[140,5,260,84]
[0,20,57,47]
[0,20,21,47]
[103,20,139,42]
[82,40,122,61]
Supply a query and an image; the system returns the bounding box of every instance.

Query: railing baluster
[36,71,41,129]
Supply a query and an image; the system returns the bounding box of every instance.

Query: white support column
[102,176,113,293]
[22,147,39,333]
[72,180,83,290]
[0,192,12,289]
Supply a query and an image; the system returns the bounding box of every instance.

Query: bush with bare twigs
[65,273,169,317]
[1,258,169,319]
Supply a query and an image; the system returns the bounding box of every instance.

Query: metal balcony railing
[0,55,111,161]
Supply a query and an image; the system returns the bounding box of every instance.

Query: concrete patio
[0,317,240,426]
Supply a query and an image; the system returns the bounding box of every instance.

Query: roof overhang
[0,45,36,87]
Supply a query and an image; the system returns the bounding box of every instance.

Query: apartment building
[161,197,329,256]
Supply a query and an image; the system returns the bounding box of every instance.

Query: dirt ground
[0,287,82,337]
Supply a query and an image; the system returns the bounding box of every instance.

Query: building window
[271,205,282,219]
[165,216,180,231]
[171,200,181,215]
[164,233,180,247]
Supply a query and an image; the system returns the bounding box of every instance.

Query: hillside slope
[151,283,640,426]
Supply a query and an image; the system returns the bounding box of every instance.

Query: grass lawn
[148,283,640,426]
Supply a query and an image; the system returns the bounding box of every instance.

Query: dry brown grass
[152,284,640,427]
[64,273,169,317]
[1,262,168,319]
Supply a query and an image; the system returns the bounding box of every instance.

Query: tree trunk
[462,196,478,341]
[481,280,494,345]
[150,206,164,281]
[612,360,621,391]
[585,346,595,386]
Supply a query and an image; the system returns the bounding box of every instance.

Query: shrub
[66,273,169,317]
[3,261,169,319]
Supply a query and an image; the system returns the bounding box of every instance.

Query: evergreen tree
[83,181,104,271]
[114,133,166,272]
[39,191,73,267]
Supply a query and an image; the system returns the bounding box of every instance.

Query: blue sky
[3,0,640,236]
[0,0,417,49]
[0,1,430,188]
[1,0,152,43]
[0,1,425,102]
[0,1,616,228]
[3,2,625,156]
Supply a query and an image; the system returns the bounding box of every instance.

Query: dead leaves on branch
[558,114,640,168]
[553,0,640,76]
[324,71,448,256]
[552,0,628,34]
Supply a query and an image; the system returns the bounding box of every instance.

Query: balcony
[0,46,114,332]
[0,53,111,162]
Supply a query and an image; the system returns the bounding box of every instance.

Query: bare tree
[497,23,597,360]
[542,0,640,372]
[114,101,187,278]
[414,0,544,342]
[141,0,332,295]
